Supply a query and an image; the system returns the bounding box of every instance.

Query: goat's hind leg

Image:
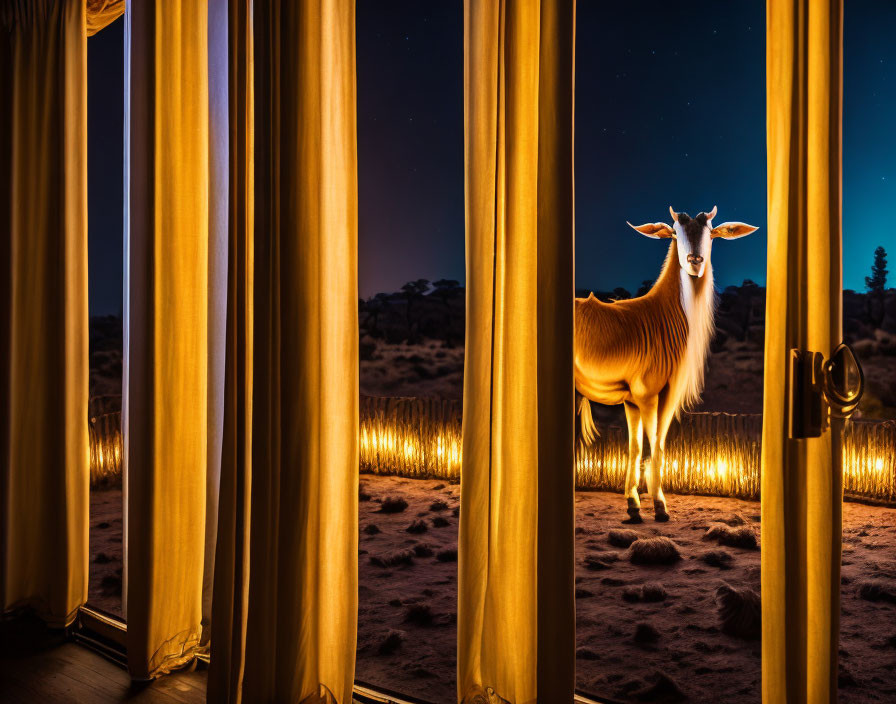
[622,401,644,524]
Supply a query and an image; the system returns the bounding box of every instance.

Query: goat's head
[626,206,758,278]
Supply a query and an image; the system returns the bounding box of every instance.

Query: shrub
[716,583,761,639]
[406,519,428,534]
[703,524,758,549]
[379,497,409,514]
[628,537,681,565]
[608,529,641,548]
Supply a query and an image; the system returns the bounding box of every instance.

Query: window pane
[87,16,125,620]
[839,1,896,699]
[574,2,764,700]
[355,2,463,700]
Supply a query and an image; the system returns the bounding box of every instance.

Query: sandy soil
[88,476,896,704]
[88,487,123,618]
[355,475,896,704]
[361,339,464,400]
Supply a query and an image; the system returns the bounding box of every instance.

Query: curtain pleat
[125,0,209,680]
[209,0,359,701]
[86,0,124,36]
[209,0,253,697]
[0,0,89,629]
[203,0,230,648]
[459,2,576,702]
[762,1,843,702]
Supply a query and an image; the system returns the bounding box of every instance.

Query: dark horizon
[87,1,895,315]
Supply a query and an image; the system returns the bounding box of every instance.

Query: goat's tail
[577,393,600,445]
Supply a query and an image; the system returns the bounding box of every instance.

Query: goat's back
[574,291,689,402]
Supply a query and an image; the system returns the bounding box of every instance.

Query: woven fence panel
[88,394,896,502]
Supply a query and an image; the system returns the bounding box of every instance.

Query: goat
[575,206,758,523]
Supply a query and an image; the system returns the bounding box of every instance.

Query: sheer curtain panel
[459,1,576,702]
[209,1,360,701]
[126,0,210,680]
[0,0,89,629]
[762,1,844,702]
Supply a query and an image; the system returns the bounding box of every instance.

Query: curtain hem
[2,599,82,630]
[143,625,203,679]
[461,685,512,704]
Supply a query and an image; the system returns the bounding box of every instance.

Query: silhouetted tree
[432,278,460,301]
[432,279,461,344]
[612,287,631,300]
[401,279,430,341]
[364,292,392,338]
[866,246,888,294]
[636,279,654,297]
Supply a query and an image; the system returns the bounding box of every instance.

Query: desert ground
[358,332,895,423]
[90,475,896,703]
[87,286,896,701]
[88,488,124,618]
[352,476,896,704]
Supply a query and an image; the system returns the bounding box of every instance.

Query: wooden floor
[0,614,206,704]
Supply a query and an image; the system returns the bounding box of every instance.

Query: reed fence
[89,396,123,484]
[88,395,896,503]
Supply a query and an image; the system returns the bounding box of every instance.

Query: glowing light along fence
[360,396,463,478]
[358,397,896,503]
[89,395,896,503]
[88,395,124,484]
[843,420,896,502]
[360,399,765,497]
[575,412,765,499]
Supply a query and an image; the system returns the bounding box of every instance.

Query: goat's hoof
[622,505,643,524]
[653,500,670,522]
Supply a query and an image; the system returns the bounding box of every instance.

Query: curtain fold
[125,0,209,680]
[762,1,843,702]
[459,2,576,702]
[203,0,230,648]
[0,0,90,629]
[209,0,359,701]
[86,0,124,36]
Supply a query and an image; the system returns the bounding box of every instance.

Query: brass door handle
[789,343,864,439]
[822,343,864,418]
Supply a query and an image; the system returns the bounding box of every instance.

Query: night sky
[87,1,895,315]
[87,16,124,316]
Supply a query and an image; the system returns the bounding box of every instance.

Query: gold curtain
[459,2,576,702]
[126,0,209,679]
[762,1,843,702]
[86,0,124,36]
[0,0,89,629]
[209,0,359,701]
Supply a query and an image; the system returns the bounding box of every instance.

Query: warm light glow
[88,410,122,484]
[90,397,896,502]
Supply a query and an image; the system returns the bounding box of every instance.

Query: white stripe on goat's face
[672,211,713,278]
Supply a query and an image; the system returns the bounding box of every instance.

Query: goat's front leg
[643,397,670,522]
[622,401,643,523]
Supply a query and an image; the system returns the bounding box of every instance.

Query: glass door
[574,2,764,700]
[87,15,125,621]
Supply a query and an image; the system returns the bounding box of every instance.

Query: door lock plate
[789,343,864,439]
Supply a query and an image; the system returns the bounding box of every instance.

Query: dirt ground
[355,476,896,704]
[88,476,896,703]
[88,487,124,618]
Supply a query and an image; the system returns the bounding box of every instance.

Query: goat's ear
[626,221,675,239]
[710,222,759,239]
